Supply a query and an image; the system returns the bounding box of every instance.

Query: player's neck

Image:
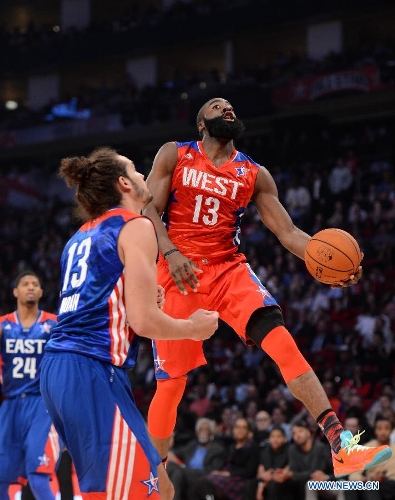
[17,304,40,326]
[201,137,234,167]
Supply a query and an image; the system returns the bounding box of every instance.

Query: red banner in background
[272,65,392,106]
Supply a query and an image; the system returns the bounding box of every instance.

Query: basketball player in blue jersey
[39,146,218,500]
[0,271,59,500]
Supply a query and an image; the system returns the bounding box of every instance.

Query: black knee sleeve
[246,307,285,347]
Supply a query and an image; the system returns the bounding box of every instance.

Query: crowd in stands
[1,37,394,133]
[1,0,394,133]
[0,108,394,497]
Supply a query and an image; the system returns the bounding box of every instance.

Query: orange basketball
[304,228,362,284]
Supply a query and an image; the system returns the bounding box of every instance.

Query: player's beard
[203,115,245,140]
[130,179,153,206]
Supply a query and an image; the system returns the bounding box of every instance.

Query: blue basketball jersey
[46,207,148,369]
[0,310,57,397]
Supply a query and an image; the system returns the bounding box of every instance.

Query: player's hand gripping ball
[304,228,363,285]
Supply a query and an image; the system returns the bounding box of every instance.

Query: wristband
[163,248,180,259]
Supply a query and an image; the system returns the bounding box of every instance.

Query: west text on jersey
[182,167,243,199]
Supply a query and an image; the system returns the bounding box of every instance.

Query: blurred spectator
[366,395,395,429]
[328,158,354,203]
[190,417,260,500]
[347,417,395,500]
[248,426,292,500]
[253,410,272,448]
[167,418,227,500]
[284,175,312,228]
[274,418,334,500]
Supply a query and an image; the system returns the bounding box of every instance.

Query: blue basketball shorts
[40,352,162,499]
[0,393,60,483]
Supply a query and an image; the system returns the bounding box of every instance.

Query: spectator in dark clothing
[190,417,260,500]
[246,425,293,500]
[274,418,333,500]
[253,410,272,448]
[167,418,227,500]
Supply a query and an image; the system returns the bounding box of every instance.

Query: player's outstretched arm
[253,168,364,288]
[118,217,218,340]
[252,167,311,260]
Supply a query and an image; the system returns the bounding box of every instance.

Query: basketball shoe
[332,430,392,478]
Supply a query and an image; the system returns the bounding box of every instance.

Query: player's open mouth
[223,112,234,121]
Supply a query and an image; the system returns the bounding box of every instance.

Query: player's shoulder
[80,208,141,232]
[233,149,261,169]
[157,140,199,157]
[40,311,57,323]
[0,312,16,324]
[121,215,156,239]
[175,140,199,151]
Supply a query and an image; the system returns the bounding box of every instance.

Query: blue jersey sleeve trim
[233,151,261,167]
[175,141,198,151]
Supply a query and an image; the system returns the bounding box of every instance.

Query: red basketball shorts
[152,254,279,379]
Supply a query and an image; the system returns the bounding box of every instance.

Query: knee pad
[148,376,187,439]
[246,307,285,346]
[260,325,312,384]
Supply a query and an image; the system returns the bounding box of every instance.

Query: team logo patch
[38,453,50,466]
[256,288,271,301]
[235,165,250,176]
[154,357,165,371]
[184,153,193,160]
[40,322,52,334]
[141,472,159,496]
[316,245,333,262]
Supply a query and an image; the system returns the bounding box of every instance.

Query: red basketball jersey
[165,141,260,261]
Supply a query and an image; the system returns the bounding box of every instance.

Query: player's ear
[13,288,18,299]
[118,175,131,193]
[197,121,205,137]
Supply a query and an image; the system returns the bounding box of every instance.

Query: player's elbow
[128,307,163,338]
[129,317,155,338]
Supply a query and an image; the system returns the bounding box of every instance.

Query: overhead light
[5,100,18,110]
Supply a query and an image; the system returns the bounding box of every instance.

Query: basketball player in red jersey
[144,97,392,478]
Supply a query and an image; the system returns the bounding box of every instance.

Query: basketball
[304,228,362,284]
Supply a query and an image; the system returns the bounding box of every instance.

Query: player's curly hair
[59,146,128,221]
